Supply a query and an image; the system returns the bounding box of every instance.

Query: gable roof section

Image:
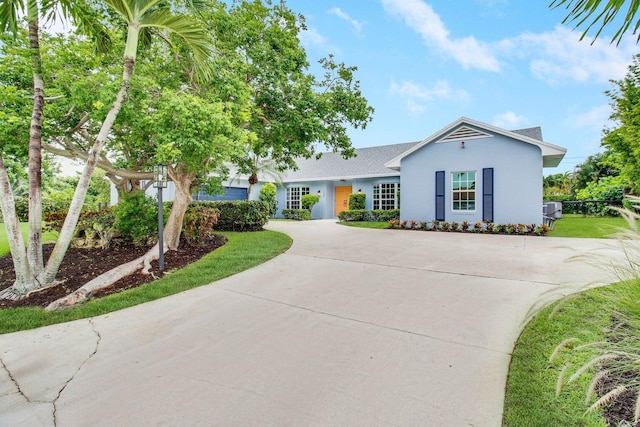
[282,141,419,182]
[385,117,567,170]
[439,125,492,142]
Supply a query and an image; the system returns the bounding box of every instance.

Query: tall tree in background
[572,152,620,191]
[550,0,640,44]
[602,54,640,192]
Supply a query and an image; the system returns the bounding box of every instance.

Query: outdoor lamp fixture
[316,190,322,198]
[461,141,465,149]
[153,164,168,271]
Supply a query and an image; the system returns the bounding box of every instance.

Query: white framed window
[373,183,399,210]
[286,187,309,209]
[452,171,476,211]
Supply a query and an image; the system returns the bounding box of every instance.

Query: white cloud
[510,26,636,84]
[298,27,342,55]
[328,7,364,35]
[390,79,469,114]
[492,111,527,128]
[474,0,509,17]
[567,104,612,131]
[381,0,635,85]
[380,0,501,72]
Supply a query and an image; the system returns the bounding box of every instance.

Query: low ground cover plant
[387,219,550,235]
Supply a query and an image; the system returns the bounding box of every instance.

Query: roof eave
[283,171,401,183]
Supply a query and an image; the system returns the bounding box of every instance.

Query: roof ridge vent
[438,126,492,142]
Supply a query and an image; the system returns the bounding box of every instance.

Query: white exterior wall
[400,134,543,225]
[277,176,401,219]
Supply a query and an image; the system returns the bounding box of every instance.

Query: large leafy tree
[550,0,640,44]
[38,0,213,290]
[572,152,621,191]
[28,30,248,309]
[210,0,374,180]
[602,54,640,192]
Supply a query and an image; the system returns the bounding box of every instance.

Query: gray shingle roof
[281,123,554,182]
[510,127,543,141]
[282,141,420,182]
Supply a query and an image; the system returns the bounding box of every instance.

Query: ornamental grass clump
[551,195,640,424]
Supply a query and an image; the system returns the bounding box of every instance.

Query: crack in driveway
[0,353,29,401]
[51,318,102,426]
[216,286,510,355]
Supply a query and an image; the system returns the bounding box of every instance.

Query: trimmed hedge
[349,192,366,210]
[282,209,311,220]
[338,209,400,222]
[193,200,269,231]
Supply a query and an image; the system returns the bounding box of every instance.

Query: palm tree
[551,0,640,45]
[234,153,285,200]
[38,0,213,288]
[1,0,213,298]
[0,0,111,296]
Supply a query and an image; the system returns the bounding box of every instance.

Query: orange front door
[334,186,352,216]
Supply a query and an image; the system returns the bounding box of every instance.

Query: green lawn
[548,214,632,238]
[0,230,292,334]
[0,223,59,256]
[502,280,640,426]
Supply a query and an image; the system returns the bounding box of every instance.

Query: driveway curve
[0,220,618,426]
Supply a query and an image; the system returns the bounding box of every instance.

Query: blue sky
[285,0,639,174]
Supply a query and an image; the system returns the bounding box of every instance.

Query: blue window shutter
[483,168,494,222]
[435,171,445,221]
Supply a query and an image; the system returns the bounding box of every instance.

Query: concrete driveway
[0,220,620,426]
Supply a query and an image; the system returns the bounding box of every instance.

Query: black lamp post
[153,164,168,271]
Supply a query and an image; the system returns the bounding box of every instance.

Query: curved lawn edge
[501,282,633,426]
[0,230,292,335]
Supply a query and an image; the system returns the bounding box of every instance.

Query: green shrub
[44,208,117,249]
[575,175,627,216]
[349,192,366,210]
[77,208,116,249]
[338,209,400,222]
[13,197,28,222]
[301,194,320,211]
[259,182,278,217]
[183,204,220,244]
[543,193,576,202]
[338,209,370,221]
[199,200,269,231]
[282,209,311,220]
[114,191,161,241]
[370,209,400,222]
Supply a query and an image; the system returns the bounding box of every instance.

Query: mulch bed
[0,235,226,309]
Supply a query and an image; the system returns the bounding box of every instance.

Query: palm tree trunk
[27,16,45,277]
[37,56,137,286]
[0,155,34,296]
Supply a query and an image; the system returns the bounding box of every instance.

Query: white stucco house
[122,117,566,226]
[274,117,566,225]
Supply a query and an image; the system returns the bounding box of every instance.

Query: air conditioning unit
[544,201,563,219]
